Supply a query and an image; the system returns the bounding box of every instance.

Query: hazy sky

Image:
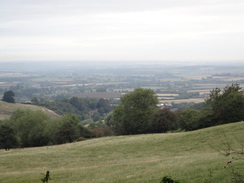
[0,0,244,62]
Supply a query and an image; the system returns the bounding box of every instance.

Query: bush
[178,109,201,131]
[0,124,18,150]
[151,108,177,133]
[160,176,186,183]
[2,90,15,103]
[52,114,81,144]
[10,109,50,147]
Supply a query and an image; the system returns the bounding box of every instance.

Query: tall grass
[0,122,243,183]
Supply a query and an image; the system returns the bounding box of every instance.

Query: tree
[151,108,177,133]
[53,114,81,144]
[178,109,201,131]
[10,109,49,147]
[111,88,158,135]
[97,98,111,113]
[2,90,15,103]
[0,124,18,150]
[205,84,244,125]
[31,97,39,104]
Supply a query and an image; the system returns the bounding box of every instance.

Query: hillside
[0,101,60,120]
[0,122,243,183]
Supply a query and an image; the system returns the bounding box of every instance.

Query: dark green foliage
[2,90,15,103]
[31,96,39,104]
[31,96,113,137]
[160,176,186,183]
[97,98,111,113]
[10,109,50,147]
[91,112,102,121]
[52,114,82,144]
[39,100,81,117]
[112,88,158,135]
[172,102,205,110]
[178,109,201,131]
[0,123,18,150]
[1,109,92,148]
[160,176,175,183]
[69,97,88,111]
[151,108,177,133]
[205,84,244,125]
[34,97,112,122]
[79,125,94,138]
[179,84,244,131]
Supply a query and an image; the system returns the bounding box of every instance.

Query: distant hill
[0,121,243,182]
[0,101,60,120]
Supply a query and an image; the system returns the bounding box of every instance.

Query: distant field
[72,92,123,99]
[212,76,244,81]
[0,73,27,77]
[192,83,227,89]
[0,82,19,88]
[187,89,210,95]
[31,77,73,82]
[156,94,179,97]
[61,82,128,87]
[0,122,243,183]
[159,98,205,103]
[156,94,179,100]
[0,101,59,120]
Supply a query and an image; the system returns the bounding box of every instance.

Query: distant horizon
[0,60,244,70]
[0,59,243,64]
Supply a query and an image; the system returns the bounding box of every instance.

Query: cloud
[0,0,244,62]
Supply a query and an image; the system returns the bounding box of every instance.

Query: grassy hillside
[0,101,60,120]
[0,122,243,183]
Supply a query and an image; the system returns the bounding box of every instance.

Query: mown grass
[0,101,59,120]
[0,122,243,183]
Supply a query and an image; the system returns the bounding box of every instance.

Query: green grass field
[0,122,243,183]
[0,101,59,120]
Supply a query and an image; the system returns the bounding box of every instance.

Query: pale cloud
[0,0,244,62]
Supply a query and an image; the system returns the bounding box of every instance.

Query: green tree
[178,109,201,131]
[111,88,158,135]
[10,109,49,147]
[151,108,177,133]
[31,97,39,104]
[97,98,111,113]
[2,90,15,103]
[53,114,81,144]
[0,123,18,150]
[205,84,244,125]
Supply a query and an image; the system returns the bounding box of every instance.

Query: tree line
[108,84,244,135]
[31,97,112,123]
[1,84,243,149]
[0,110,93,150]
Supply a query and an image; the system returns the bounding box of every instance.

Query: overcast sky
[0,0,244,63]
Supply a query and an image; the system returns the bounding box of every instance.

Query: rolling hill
[0,121,243,183]
[0,101,60,120]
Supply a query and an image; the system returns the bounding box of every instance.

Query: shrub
[160,176,186,183]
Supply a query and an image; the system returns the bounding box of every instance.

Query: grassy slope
[0,101,59,120]
[0,122,244,183]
